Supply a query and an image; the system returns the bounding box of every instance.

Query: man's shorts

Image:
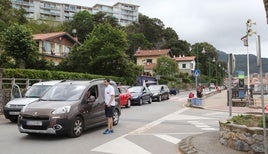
[105,105,115,117]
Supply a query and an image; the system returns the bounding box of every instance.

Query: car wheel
[68,116,84,138]
[158,95,162,102]
[167,94,170,99]
[139,98,143,105]
[113,109,120,126]
[125,99,131,108]
[148,97,152,104]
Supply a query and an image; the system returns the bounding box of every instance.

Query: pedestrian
[103,78,115,134]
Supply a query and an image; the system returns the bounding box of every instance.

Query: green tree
[59,23,140,80]
[63,11,94,43]
[126,33,152,59]
[93,12,120,27]
[154,56,178,77]
[0,24,39,68]
[0,0,28,31]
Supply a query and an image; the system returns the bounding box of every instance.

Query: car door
[11,83,22,100]
[142,87,150,102]
[83,84,104,126]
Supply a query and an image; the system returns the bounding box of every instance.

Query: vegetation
[0,0,227,86]
[228,114,268,128]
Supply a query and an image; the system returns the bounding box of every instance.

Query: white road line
[91,108,189,154]
[91,136,151,154]
[154,134,181,144]
[202,128,217,131]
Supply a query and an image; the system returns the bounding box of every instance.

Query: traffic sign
[194,69,201,76]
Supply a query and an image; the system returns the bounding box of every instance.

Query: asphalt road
[0,93,233,154]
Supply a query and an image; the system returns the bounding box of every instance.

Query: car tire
[68,116,84,138]
[113,109,120,126]
[139,98,143,105]
[158,95,162,102]
[125,99,131,108]
[148,97,152,104]
[167,94,170,99]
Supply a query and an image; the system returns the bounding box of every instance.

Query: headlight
[5,103,11,108]
[153,93,159,96]
[132,95,138,99]
[52,106,71,115]
[21,105,28,113]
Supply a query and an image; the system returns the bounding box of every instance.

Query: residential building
[134,49,173,76]
[174,55,196,75]
[10,0,139,26]
[33,32,80,65]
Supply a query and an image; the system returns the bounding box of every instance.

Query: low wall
[219,121,268,153]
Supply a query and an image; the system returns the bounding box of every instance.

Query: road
[0,92,233,154]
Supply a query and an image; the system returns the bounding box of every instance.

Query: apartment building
[11,0,139,26]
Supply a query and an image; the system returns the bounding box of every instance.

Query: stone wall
[219,121,268,153]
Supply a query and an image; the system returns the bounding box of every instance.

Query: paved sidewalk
[191,90,266,114]
[179,90,267,154]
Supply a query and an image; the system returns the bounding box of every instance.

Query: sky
[49,0,268,58]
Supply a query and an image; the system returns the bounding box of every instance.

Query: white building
[174,55,196,75]
[11,0,139,26]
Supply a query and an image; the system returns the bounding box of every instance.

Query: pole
[228,54,233,117]
[257,35,267,154]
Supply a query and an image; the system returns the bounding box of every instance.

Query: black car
[148,85,170,101]
[18,79,121,138]
[128,86,152,105]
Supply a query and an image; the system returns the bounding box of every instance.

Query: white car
[3,80,62,122]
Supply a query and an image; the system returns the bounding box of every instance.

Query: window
[146,59,152,63]
[182,64,186,68]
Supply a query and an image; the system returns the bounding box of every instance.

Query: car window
[25,85,52,98]
[88,85,98,99]
[119,87,126,93]
[41,84,86,101]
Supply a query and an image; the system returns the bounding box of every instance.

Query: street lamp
[245,22,267,154]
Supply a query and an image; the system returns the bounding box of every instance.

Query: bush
[228,114,268,128]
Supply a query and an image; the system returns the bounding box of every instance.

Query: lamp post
[246,22,267,154]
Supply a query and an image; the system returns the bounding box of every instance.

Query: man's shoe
[103,129,109,134]
[103,130,111,134]
[110,129,114,133]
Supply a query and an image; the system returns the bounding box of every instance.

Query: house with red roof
[134,49,173,76]
[33,32,80,65]
[174,55,196,75]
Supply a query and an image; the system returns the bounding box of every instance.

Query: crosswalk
[91,109,229,154]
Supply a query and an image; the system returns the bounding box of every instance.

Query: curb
[178,136,206,154]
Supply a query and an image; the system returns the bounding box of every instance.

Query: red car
[118,86,132,108]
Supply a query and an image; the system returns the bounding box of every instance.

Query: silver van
[4,80,62,122]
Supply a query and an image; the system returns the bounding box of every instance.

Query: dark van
[18,79,121,137]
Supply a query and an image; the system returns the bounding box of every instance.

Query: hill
[217,50,268,74]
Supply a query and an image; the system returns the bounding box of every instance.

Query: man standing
[103,78,115,134]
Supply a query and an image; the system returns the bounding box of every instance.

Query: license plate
[26,121,42,126]
[9,111,20,115]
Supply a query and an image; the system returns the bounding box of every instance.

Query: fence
[0,69,42,113]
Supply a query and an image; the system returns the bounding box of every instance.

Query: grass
[228,114,268,128]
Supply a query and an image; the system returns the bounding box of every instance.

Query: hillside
[217,50,268,74]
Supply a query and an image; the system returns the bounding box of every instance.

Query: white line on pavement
[154,134,181,144]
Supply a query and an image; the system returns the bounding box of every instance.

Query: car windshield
[128,86,142,93]
[41,84,86,101]
[148,86,161,91]
[25,85,52,98]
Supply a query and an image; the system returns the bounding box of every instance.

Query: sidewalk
[190,90,265,114]
[179,90,266,154]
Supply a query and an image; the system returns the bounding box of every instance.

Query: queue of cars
[4,79,172,138]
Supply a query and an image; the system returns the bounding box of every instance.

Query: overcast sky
[50,0,268,58]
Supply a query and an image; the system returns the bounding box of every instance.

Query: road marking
[187,121,217,131]
[91,108,189,154]
[154,134,181,144]
[91,136,151,154]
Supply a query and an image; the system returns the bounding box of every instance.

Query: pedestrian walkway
[191,89,266,114]
[179,90,268,154]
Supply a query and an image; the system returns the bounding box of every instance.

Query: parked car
[148,85,170,102]
[18,79,121,138]
[118,86,132,108]
[3,80,62,122]
[128,86,152,105]
[169,88,178,95]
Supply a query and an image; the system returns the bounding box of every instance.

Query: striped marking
[154,134,181,144]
